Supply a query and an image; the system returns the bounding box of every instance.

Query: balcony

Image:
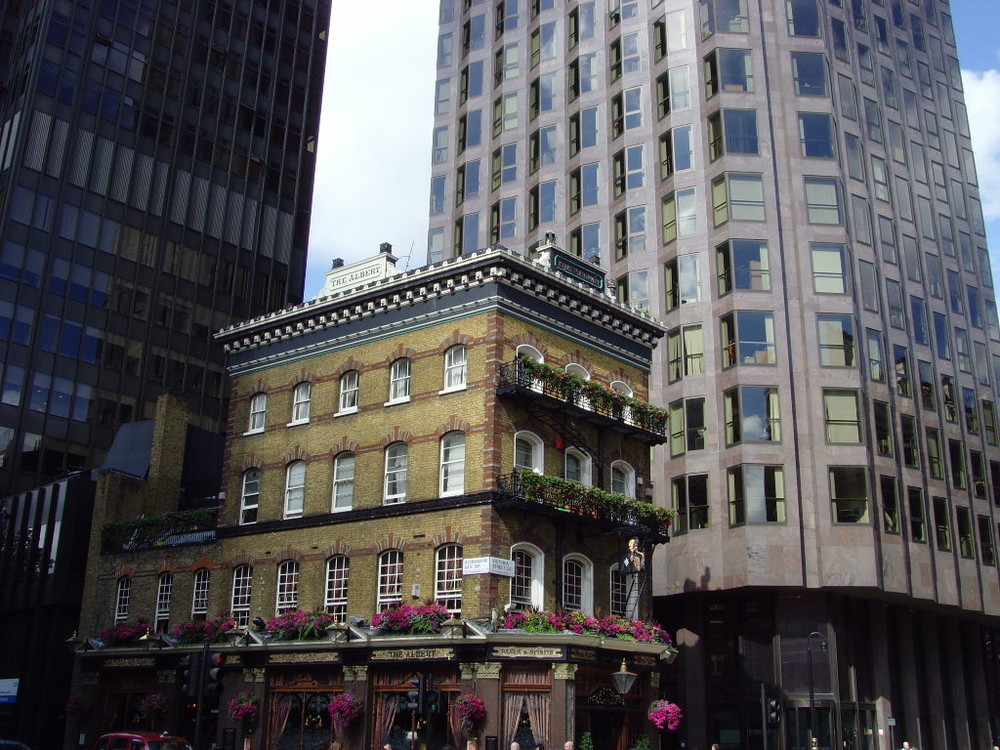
[101,508,218,554]
[497,358,667,444]
[497,470,672,542]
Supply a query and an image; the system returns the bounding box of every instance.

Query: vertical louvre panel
[0,111,21,171]
[46,118,69,178]
[241,197,258,251]
[70,130,94,187]
[89,137,113,194]
[224,192,244,245]
[260,204,277,258]
[109,145,134,204]
[150,161,169,216]
[188,175,209,232]
[208,183,226,239]
[24,111,51,172]
[170,169,190,224]
[276,210,293,264]
[131,154,153,210]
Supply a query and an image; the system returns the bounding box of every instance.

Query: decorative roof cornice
[216,246,666,356]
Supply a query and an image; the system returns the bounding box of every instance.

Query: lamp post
[806,631,828,750]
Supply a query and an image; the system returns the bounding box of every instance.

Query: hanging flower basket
[453,694,487,737]
[227,691,260,723]
[328,693,364,735]
[647,700,683,731]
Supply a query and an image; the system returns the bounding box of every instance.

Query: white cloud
[963,68,1000,223]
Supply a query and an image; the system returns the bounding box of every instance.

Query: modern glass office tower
[0,0,329,494]
[430,1,1000,747]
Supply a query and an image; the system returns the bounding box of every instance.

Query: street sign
[0,679,19,704]
[462,556,515,576]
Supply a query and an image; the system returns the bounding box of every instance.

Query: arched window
[514,430,544,473]
[114,576,131,623]
[440,432,466,496]
[610,380,634,397]
[564,447,592,486]
[435,544,464,615]
[444,345,468,391]
[338,370,359,413]
[565,363,592,409]
[510,543,544,610]
[611,460,636,498]
[384,443,409,503]
[517,345,544,392]
[284,461,306,518]
[192,568,211,619]
[562,554,593,614]
[155,572,173,631]
[291,382,311,423]
[240,469,260,525]
[389,358,412,402]
[276,560,300,614]
[325,556,350,621]
[231,565,253,626]
[377,549,404,610]
[332,452,355,511]
[248,392,267,432]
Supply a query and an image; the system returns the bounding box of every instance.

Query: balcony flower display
[499,610,671,644]
[327,693,364,734]
[267,609,337,640]
[371,603,452,634]
[453,694,487,736]
[516,471,673,536]
[647,700,683,731]
[99,620,150,646]
[138,693,168,719]
[227,691,260,723]
[172,615,238,644]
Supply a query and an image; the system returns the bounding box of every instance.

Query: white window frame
[338,370,359,415]
[562,554,594,614]
[377,549,404,611]
[240,469,260,525]
[275,560,299,614]
[284,461,306,518]
[610,565,627,616]
[435,544,464,615]
[440,432,466,496]
[247,392,267,434]
[443,345,468,392]
[514,430,544,473]
[155,572,173,629]
[290,382,311,424]
[565,447,592,486]
[384,443,409,504]
[231,565,253,626]
[332,452,355,511]
[192,568,210,618]
[510,543,544,610]
[611,460,636,497]
[325,556,350,622]
[115,576,131,623]
[388,358,412,404]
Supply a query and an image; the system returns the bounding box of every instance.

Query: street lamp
[612,658,637,695]
[806,631,828,750]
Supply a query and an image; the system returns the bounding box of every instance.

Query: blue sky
[305,2,1000,297]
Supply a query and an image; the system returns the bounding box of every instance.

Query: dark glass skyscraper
[0,0,330,493]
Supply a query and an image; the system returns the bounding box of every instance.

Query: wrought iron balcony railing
[101,508,218,554]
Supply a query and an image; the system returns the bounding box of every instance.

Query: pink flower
[647,700,683,731]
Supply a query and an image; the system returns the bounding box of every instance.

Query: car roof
[98,733,189,742]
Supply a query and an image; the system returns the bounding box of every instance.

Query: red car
[93,732,193,750]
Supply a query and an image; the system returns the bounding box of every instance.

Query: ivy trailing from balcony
[517,470,673,535]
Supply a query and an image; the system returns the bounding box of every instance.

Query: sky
[305,1,1000,299]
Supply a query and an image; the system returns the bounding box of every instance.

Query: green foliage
[101,508,217,553]
[579,732,594,750]
[630,735,651,750]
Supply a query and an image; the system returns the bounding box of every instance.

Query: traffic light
[405,676,426,713]
[425,687,441,716]
[766,698,781,725]
[205,652,226,697]
[182,652,202,698]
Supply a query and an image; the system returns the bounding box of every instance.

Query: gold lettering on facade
[371,648,455,661]
[268,652,341,664]
[104,658,154,668]
[568,648,596,661]
[491,646,563,659]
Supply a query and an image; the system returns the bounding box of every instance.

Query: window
[812,243,847,293]
[931,496,952,551]
[291,382,311,424]
[712,173,765,225]
[436,544,464,615]
[881,476,900,534]
[492,144,517,189]
[247,392,266,433]
[240,469,260,524]
[900,415,919,467]
[668,397,706,456]
[384,443,409,503]
[926,428,943,479]
[817,315,856,367]
[661,187,698,243]
[192,569,210,619]
[867,329,885,382]
[792,52,827,95]
[616,270,649,311]
[799,113,835,157]
[874,401,893,456]
[510,544,544,610]
[721,311,776,366]
[155,573,172,631]
[332,453,355,511]
[325,556,349,621]
[824,390,861,443]
[612,145,645,196]
[980,516,997,566]
[831,467,868,523]
[562,555,593,613]
[724,386,780,444]
[728,465,785,525]
[704,48,754,97]
[894,345,912,397]
[565,447,592,485]
[610,567,627,616]
[614,207,646,258]
[717,239,769,294]
[231,565,253,626]
[443,345,467,391]
[949,439,967,490]
[673,474,709,533]
[440,432,466,496]
[664,255,701,310]
[514,430,543,473]
[964,388,980,435]
[528,125,557,171]
[492,92,518,136]
[708,109,759,158]
[569,106,598,155]
[338,371,359,414]
[787,0,820,35]
[568,53,598,97]
[569,163,599,212]
[954,507,974,558]
[611,461,636,497]
[666,325,705,382]
[284,461,306,518]
[699,0,749,35]
[388,358,411,403]
[377,550,404,611]
[655,66,691,117]
[804,177,840,224]
[659,125,694,179]
[276,560,299,614]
